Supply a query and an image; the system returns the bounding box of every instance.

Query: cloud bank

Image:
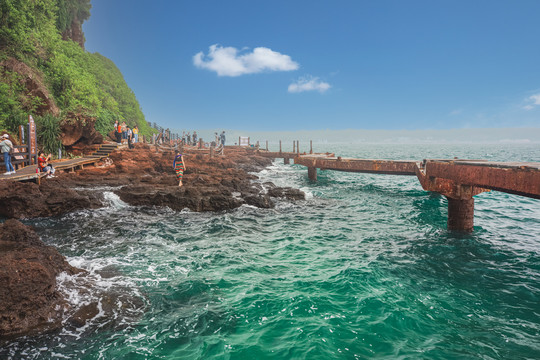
[288,76,331,93]
[193,44,299,77]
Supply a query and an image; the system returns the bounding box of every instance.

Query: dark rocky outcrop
[61,112,103,148]
[0,220,81,338]
[0,180,103,219]
[267,186,306,201]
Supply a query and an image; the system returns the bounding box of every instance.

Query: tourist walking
[133,126,139,143]
[0,134,15,175]
[127,127,134,149]
[173,150,185,187]
[116,122,122,144]
[121,122,127,144]
[220,131,226,146]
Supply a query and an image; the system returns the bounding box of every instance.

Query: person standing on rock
[127,127,134,149]
[133,126,139,143]
[220,131,226,146]
[116,122,122,144]
[121,122,127,145]
[173,150,185,187]
[0,134,15,175]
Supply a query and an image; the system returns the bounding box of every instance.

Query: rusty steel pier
[291,154,540,232]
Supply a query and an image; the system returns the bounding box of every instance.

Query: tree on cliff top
[0,0,154,138]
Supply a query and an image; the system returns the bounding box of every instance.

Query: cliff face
[0,58,60,117]
[0,0,152,138]
[62,19,85,49]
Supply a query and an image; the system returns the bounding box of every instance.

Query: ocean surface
[2,143,540,360]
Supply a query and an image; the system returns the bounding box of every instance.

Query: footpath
[0,143,117,183]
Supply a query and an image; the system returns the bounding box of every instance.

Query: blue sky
[83,0,540,131]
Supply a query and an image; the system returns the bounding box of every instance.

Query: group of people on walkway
[181,131,199,146]
[214,131,226,147]
[179,130,226,147]
[1,133,56,178]
[114,120,138,149]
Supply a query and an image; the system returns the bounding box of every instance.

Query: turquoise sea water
[2,143,540,359]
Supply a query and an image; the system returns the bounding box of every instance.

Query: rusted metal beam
[295,156,417,175]
[423,160,540,199]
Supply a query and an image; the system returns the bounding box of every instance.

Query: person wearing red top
[38,151,56,178]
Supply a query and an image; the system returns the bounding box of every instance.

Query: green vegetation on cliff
[0,0,153,138]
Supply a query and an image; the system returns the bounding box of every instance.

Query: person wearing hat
[0,134,15,175]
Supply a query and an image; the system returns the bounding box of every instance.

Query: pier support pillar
[447,197,474,232]
[284,157,290,165]
[308,167,317,181]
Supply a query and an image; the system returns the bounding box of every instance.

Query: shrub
[35,113,63,155]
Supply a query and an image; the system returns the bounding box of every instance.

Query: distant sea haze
[172,128,540,145]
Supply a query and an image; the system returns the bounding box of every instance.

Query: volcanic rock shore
[0,219,81,338]
[0,144,304,338]
[0,144,304,219]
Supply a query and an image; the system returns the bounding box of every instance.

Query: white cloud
[193,44,299,77]
[288,76,331,93]
[530,94,540,105]
[523,93,540,110]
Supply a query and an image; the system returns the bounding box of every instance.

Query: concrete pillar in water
[284,157,290,165]
[447,197,475,232]
[308,167,317,181]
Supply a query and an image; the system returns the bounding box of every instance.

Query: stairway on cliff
[87,143,118,159]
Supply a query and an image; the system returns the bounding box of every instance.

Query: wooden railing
[10,145,36,169]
